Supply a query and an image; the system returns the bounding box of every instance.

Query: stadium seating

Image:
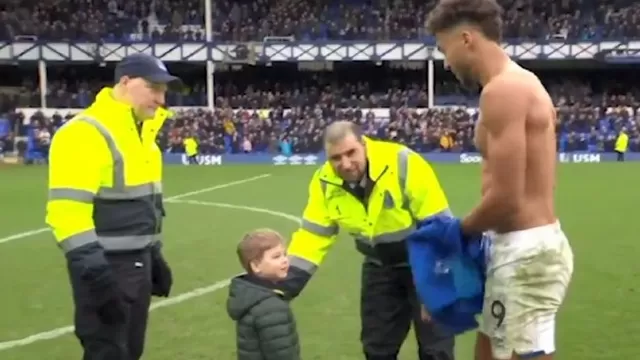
[3,0,640,42]
[4,100,639,159]
[0,0,639,158]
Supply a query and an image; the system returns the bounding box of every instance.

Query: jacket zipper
[320,165,389,214]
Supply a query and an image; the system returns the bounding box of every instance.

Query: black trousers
[616,151,625,162]
[68,250,153,360]
[360,260,455,360]
[188,155,198,164]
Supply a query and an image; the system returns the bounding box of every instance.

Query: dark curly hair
[426,0,504,42]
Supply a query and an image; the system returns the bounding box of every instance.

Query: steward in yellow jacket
[283,121,455,360]
[45,53,181,360]
[615,128,628,162]
[183,136,199,164]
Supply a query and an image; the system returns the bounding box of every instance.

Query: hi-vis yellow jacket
[615,131,628,153]
[45,87,171,254]
[183,137,198,156]
[285,137,451,297]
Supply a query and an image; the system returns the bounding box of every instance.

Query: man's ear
[249,259,261,274]
[119,76,135,88]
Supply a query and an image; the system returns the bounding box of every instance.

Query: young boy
[226,228,301,360]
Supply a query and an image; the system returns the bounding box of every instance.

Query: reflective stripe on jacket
[286,137,452,293]
[46,87,170,253]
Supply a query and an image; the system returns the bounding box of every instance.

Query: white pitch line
[0,200,300,351]
[163,174,272,201]
[0,173,272,245]
[0,228,50,244]
[165,199,302,223]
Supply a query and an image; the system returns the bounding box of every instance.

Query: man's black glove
[67,241,128,325]
[150,242,173,297]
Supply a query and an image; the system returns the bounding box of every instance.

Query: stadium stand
[0,0,639,162]
[3,0,640,41]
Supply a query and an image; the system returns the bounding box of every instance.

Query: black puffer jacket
[226,274,301,360]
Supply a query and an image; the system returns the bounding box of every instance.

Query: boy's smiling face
[250,243,290,281]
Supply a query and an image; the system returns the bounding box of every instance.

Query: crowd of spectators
[8,63,640,108]
[1,0,640,42]
[2,86,639,159]
[2,62,640,158]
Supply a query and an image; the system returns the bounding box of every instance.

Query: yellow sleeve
[45,120,109,253]
[288,170,339,274]
[282,170,338,298]
[402,148,453,220]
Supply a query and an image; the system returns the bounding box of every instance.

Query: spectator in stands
[439,130,454,152]
[615,127,629,161]
[241,136,252,153]
[33,122,51,161]
[3,0,640,42]
[280,137,293,156]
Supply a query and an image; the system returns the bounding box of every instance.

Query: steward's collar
[90,87,173,122]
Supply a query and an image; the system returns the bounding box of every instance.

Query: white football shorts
[478,221,574,360]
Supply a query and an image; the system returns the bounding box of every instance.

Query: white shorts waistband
[487,220,562,243]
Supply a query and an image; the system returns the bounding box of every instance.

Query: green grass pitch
[0,163,637,359]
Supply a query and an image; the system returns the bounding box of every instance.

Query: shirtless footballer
[426,0,574,359]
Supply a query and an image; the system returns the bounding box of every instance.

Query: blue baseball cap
[114,53,183,90]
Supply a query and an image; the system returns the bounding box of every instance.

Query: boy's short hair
[237,228,285,273]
